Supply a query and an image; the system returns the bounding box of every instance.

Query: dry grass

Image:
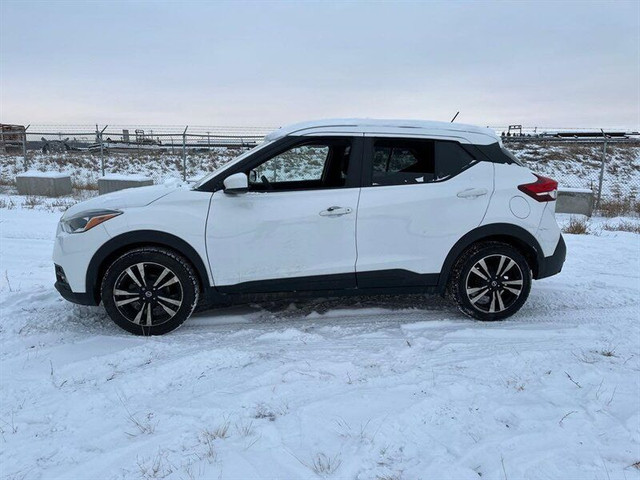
[0,198,16,209]
[304,452,342,476]
[597,197,637,217]
[562,216,590,234]
[601,220,640,234]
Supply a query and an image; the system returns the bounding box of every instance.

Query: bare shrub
[0,197,16,209]
[562,216,589,234]
[602,220,640,234]
[23,196,45,209]
[597,197,635,217]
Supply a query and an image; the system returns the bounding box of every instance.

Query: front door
[206,136,362,291]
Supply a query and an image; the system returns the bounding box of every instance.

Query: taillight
[518,174,558,202]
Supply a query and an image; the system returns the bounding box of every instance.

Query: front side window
[370,138,476,186]
[248,138,352,191]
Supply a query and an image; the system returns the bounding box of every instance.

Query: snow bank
[16,170,70,179]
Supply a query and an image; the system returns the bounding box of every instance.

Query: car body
[53,119,566,334]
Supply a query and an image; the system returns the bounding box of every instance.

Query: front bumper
[536,235,566,279]
[55,280,99,306]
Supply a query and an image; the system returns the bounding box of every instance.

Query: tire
[449,241,532,321]
[101,247,200,335]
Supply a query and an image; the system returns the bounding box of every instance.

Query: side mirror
[223,172,248,194]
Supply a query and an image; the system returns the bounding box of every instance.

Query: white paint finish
[103,188,214,283]
[536,202,562,256]
[62,184,175,218]
[222,172,248,190]
[481,163,544,237]
[355,161,494,275]
[206,189,359,286]
[481,163,560,257]
[52,223,111,292]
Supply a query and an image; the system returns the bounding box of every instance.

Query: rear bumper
[536,235,566,279]
[54,280,99,306]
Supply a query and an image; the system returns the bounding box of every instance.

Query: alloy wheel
[464,254,524,314]
[112,262,183,326]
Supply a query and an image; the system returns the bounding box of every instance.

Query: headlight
[61,209,122,234]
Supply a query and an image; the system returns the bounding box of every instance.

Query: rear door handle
[457,188,488,198]
[319,206,352,217]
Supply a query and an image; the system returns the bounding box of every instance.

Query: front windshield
[192,140,275,189]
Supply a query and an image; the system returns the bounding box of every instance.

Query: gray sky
[1,0,638,128]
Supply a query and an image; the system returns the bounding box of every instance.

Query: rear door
[355,136,494,287]
[206,136,363,291]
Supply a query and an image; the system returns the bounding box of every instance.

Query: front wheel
[449,242,532,321]
[101,247,200,335]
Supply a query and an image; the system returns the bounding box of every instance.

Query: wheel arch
[438,223,544,292]
[86,230,210,304]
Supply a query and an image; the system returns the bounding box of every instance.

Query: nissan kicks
[53,119,566,335]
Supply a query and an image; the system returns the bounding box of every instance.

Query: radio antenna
[450,111,460,123]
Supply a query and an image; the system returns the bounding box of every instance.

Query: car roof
[265,118,500,145]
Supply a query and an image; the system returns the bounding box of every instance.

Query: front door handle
[457,188,488,198]
[319,206,353,217]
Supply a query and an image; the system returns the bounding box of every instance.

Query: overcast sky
[1,0,638,129]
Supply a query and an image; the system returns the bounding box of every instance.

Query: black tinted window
[371,139,475,186]
[435,141,476,179]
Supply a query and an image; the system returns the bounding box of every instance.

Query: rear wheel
[449,242,531,321]
[101,247,199,335]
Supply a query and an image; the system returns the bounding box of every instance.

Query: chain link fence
[1,124,638,206]
[1,124,273,188]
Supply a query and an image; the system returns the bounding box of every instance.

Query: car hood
[62,185,179,219]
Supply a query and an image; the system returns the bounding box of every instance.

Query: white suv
[53,119,566,335]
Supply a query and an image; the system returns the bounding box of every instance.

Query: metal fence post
[182,126,188,181]
[23,124,30,170]
[97,124,108,176]
[596,128,607,209]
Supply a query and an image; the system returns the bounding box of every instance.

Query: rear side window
[370,138,476,186]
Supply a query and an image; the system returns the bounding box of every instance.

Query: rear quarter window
[435,141,476,180]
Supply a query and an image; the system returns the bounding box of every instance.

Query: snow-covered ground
[1,202,639,480]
